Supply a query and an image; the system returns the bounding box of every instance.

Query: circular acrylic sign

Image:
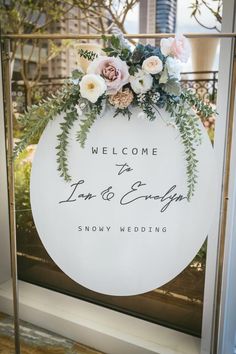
[30,107,217,296]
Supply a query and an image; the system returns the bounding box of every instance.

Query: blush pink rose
[170,35,190,63]
[87,56,129,94]
[160,35,190,63]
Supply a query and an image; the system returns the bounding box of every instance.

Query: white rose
[142,56,163,75]
[165,57,182,80]
[79,74,106,103]
[160,37,174,56]
[129,69,153,94]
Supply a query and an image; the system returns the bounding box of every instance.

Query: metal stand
[2,38,20,354]
[1,31,236,354]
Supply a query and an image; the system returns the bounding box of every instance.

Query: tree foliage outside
[0,0,139,105]
[190,0,222,31]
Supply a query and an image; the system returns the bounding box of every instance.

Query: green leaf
[71,69,83,80]
[159,66,168,84]
[111,36,120,49]
[163,79,181,96]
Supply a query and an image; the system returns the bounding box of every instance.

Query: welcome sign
[30,107,217,296]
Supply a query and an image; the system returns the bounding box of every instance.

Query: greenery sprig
[78,49,98,61]
[182,90,215,118]
[77,97,104,148]
[165,91,208,200]
[13,84,78,158]
[56,109,78,181]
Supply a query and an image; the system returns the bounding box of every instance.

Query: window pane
[11,0,221,337]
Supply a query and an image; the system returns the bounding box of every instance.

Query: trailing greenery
[182,90,215,118]
[13,84,80,158]
[165,94,204,201]
[56,109,78,181]
[77,97,104,148]
[136,91,160,121]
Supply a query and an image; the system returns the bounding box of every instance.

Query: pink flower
[87,56,129,94]
[160,35,190,63]
[171,35,190,63]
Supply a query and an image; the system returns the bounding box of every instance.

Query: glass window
[12,0,221,338]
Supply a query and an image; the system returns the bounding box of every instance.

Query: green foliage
[102,35,132,62]
[14,150,35,238]
[71,69,84,81]
[0,1,93,34]
[136,93,157,121]
[13,113,50,160]
[165,95,203,201]
[78,49,98,61]
[182,90,215,119]
[163,79,181,96]
[56,109,78,182]
[114,107,132,120]
[13,84,80,159]
[176,114,200,201]
[77,98,104,148]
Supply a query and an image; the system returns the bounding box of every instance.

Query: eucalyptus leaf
[159,67,168,84]
[163,79,181,96]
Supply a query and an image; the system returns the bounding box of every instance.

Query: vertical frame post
[2,38,21,354]
[201,1,236,353]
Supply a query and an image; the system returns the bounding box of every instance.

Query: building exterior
[139,0,177,44]
[42,7,101,79]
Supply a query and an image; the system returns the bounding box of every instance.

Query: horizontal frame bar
[1,32,236,40]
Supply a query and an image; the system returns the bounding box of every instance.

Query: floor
[0,312,104,354]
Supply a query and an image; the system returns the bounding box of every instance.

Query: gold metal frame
[1,32,236,354]
[2,32,236,39]
[1,38,20,354]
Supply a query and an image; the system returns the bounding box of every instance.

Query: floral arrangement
[14,34,215,200]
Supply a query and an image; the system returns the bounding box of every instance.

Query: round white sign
[30,107,217,296]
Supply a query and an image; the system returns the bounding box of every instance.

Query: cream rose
[129,69,153,94]
[160,37,175,56]
[142,56,163,75]
[79,74,106,103]
[87,56,129,95]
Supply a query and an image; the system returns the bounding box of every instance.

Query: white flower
[79,74,107,103]
[160,37,174,56]
[129,69,153,94]
[165,57,182,80]
[142,56,163,75]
